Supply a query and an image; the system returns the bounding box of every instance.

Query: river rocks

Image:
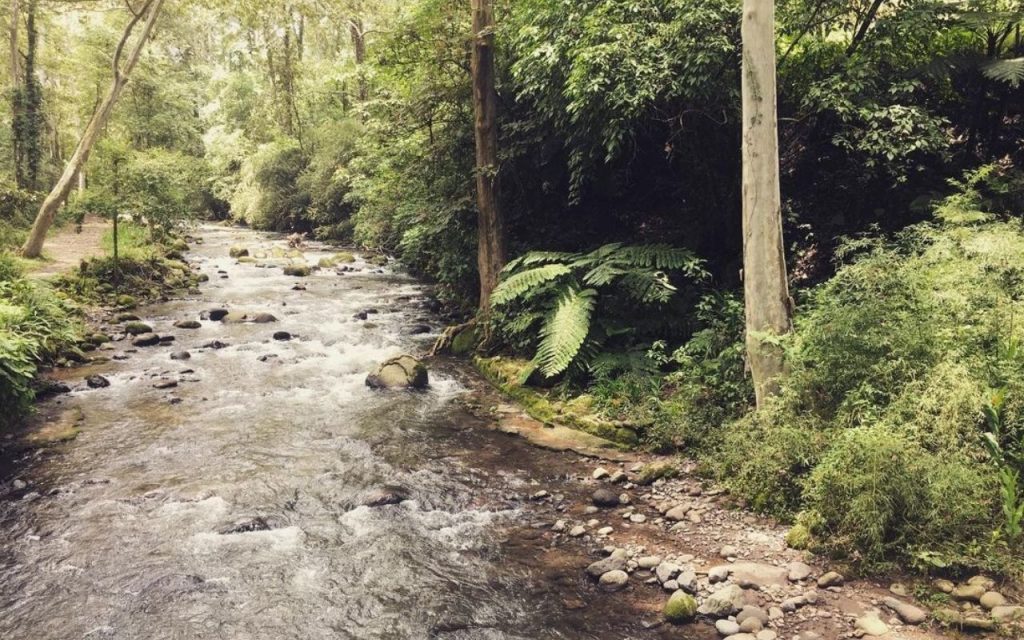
[968,575,996,590]
[361,486,408,507]
[980,591,1007,609]
[730,562,789,588]
[569,525,586,537]
[992,605,1024,621]
[132,333,161,347]
[636,461,678,485]
[174,320,201,329]
[592,467,610,480]
[855,615,888,637]
[153,379,178,390]
[816,571,844,588]
[787,561,813,582]
[273,331,292,341]
[203,309,229,321]
[655,561,681,584]
[592,488,619,508]
[86,375,110,389]
[716,620,741,636]
[699,584,747,617]
[170,351,191,360]
[229,245,249,258]
[952,583,986,601]
[283,264,311,277]
[599,570,629,591]
[665,505,690,521]
[366,355,429,390]
[934,608,996,631]
[201,340,229,349]
[218,516,274,534]
[252,313,278,323]
[719,545,738,558]
[664,590,698,623]
[708,565,731,584]
[586,551,627,578]
[124,322,153,335]
[676,568,698,594]
[882,596,927,625]
[405,324,432,335]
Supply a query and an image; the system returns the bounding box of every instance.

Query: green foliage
[0,261,82,427]
[230,140,311,231]
[492,244,707,379]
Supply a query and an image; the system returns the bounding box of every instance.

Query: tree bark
[470,0,506,311]
[349,17,366,101]
[20,0,164,258]
[9,0,20,186]
[741,0,792,407]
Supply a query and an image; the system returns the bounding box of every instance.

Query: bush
[0,255,81,427]
[230,140,311,231]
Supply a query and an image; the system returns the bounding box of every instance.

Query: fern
[982,57,1024,88]
[490,263,572,306]
[536,287,597,377]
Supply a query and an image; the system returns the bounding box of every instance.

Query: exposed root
[429,320,477,357]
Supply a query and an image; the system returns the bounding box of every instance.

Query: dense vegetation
[4,0,1024,574]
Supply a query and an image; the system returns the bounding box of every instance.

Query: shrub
[230,140,311,231]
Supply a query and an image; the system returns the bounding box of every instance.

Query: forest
[3,0,1024,637]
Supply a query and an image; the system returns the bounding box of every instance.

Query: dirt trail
[25,215,108,278]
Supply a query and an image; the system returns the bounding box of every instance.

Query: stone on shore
[365,355,429,390]
[664,590,698,623]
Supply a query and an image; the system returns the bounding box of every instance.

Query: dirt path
[25,215,108,278]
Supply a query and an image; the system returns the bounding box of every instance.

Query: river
[0,226,672,640]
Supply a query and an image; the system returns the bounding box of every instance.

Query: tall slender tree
[20,0,165,258]
[470,0,506,311]
[740,0,792,407]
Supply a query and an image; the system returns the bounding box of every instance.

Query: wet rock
[153,380,178,390]
[158,335,176,344]
[34,379,71,398]
[283,264,311,277]
[174,320,201,329]
[229,245,249,258]
[131,333,161,347]
[816,571,844,588]
[272,331,292,341]
[205,309,229,321]
[636,461,678,485]
[405,324,432,335]
[365,355,429,390]
[86,375,111,389]
[252,313,278,323]
[664,590,698,623]
[116,313,141,322]
[592,488,620,507]
[599,570,629,591]
[699,584,747,617]
[170,351,191,360]
[655,561,681,584]
[257,354,278,362]
[124,322,153,335]
[882,596,927,625]
[201,340,229,350]
[992,605,1024,621]
[361,486,409,507]
[218,517,272,534]
[592,467,610,480]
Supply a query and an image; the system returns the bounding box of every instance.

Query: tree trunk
[20,0,164,258]
[470,0,506,311]
[9,0,20,186]
[349,17,367,101]
[741,0,792,407]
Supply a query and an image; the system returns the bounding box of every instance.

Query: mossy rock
[124,322,153,335]
[283,264,311,277]
[664,591,697,623]
[366,355,429,390]
[87,333,111,346]
[168,238,190,252]
[229,245,249,258]
[197,273,210,283]
[116,294,137,309]
[318,252,356,268]
[116,313,140,322]
[637,461,679,485]
[450,326,480,355]
[237,256,257,264]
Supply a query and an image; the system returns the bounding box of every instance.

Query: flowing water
[0,227,666,640]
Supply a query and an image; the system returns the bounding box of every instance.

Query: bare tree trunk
[741,0,792,407]
[470,0,506,312]
[9,0,20,186]
[349,17,367,101]
[20,0,164,258]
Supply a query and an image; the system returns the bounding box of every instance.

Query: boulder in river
[361,486,409,507]
[365,355,429,390]
[229,245,249,258]
[132,333,161,347]
[204,309,229,321]
[174,320,202,329]
[252,313,278,323]
[664,590,698,623]
[86,375,110,389]
[283,264,311,277]
[170,351,191,360]
[124,322,153,336]
[273,331,292,341]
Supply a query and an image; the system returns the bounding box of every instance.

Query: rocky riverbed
[0,224,1021,640]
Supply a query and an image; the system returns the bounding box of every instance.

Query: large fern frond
[491,264,572,306]
[503,250,577,273]
[983,58,1024,88]
[582,260,626,287]
[615,244,705,274]
[619,270,677,304]
[535,287,597,377]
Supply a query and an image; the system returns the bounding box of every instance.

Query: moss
[664,591,697,623]
[474,356,637,447]
[116,294,137,309]
[283,264,311,277]
[636,461,679,485]
[450,326,480,355]
[229,245,249,258]
[123,322,152,335]
[785,523,812,550]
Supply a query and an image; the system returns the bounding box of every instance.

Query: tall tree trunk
[21,0,40,190]
[470,0,506,311]
[20,0,164,258]
[349,17,367,101]
[741,0,792,407]
[9,0,20,186]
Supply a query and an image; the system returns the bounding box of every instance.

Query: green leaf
[491,264,572,307]
[535,287,597,377]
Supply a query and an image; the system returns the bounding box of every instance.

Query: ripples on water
[0,227,659,640]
